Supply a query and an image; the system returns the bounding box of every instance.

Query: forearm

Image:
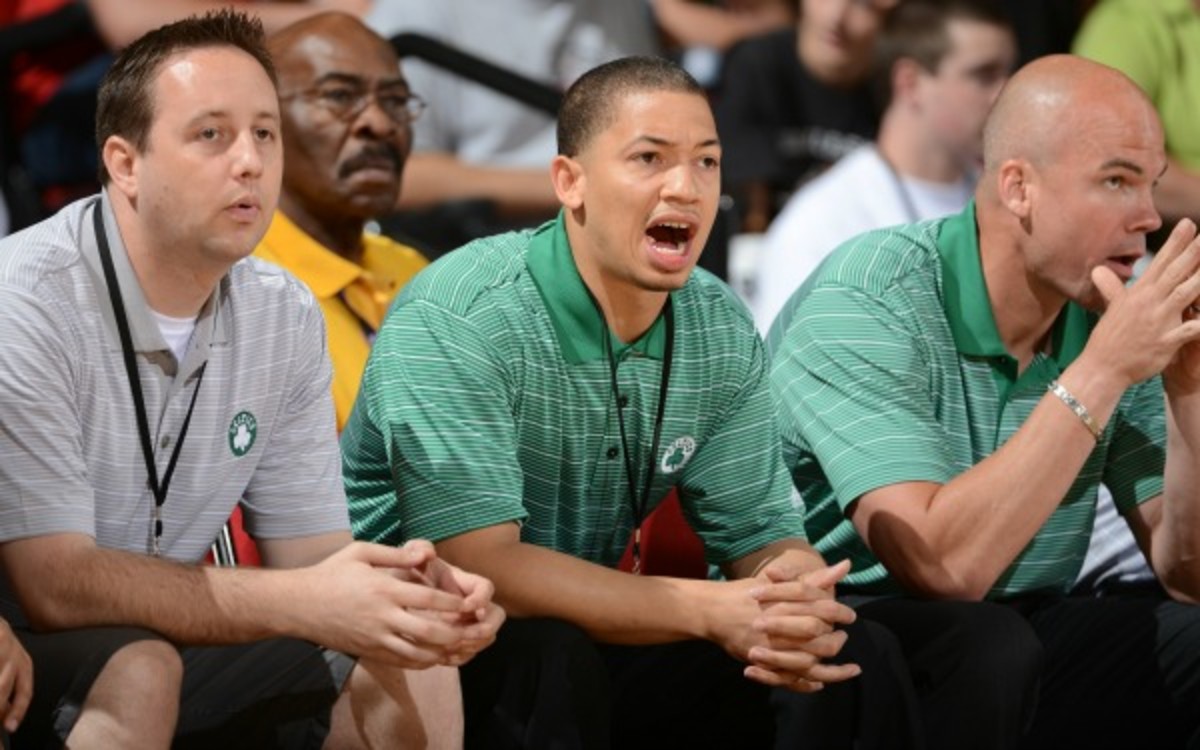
[724,539,825,581]
[4,536,307,643]
[874,358,1128,599]
[397,153,558,217]
[86,0,365,47]
[651,0,791,50]
[1149,159,1200,225]
[436,535,718,645]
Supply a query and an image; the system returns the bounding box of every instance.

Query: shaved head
[982,54,1159,177]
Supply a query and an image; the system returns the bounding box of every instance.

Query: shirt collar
[938,201,1091,368]
[259,211,362,299]
[86,190,228,361]
[526,211,669,364]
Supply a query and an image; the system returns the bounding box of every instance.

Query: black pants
[459,617,923,750]
[12,626,353,750]
[853,594,1200,750]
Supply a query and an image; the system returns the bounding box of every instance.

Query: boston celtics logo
[228,411,257,457]
[660,436,696,474]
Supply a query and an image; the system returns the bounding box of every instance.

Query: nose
[662,163,701,204]
[232,129,265,180]
[354,93,400,140]
[1132,187,1162,235]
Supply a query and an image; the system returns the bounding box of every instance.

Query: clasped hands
[725,558,860,693]
[310,539,505,670]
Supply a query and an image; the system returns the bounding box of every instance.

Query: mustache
[338,144,403,178]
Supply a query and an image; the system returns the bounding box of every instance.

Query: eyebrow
[628,134,721,149]
[184,109,279,127]
[1098,158,1144,174]
[313,71,408,89]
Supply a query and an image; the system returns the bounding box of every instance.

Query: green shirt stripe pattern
[767,202,1165,598]
[344,213,804,567]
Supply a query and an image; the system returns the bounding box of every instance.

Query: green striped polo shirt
[343,212,804,567]
[767,202,1165,598]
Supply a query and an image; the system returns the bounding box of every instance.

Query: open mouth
[646,221,695,255]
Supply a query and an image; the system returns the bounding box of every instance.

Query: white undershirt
[897,173,975,223]
[150,309,197,363]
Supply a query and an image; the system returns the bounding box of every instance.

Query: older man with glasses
[257,11,430,430]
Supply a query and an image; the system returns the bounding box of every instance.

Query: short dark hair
[557,55,706,157]
[95,9,276,184]
[871,0,1011,110]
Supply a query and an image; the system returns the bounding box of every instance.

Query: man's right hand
[298,541,491,669]
[0,617,32,732]
[703,560,860,692]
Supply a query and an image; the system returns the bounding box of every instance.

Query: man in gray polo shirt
[0,11,501,748]
[770,55,1200,748]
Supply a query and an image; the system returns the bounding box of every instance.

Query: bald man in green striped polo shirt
[342,56,925,748]
[770,54,1200,749]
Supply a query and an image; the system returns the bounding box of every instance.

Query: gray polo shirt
[0,194,348,601]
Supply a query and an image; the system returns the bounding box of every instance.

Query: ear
[102,135,139,200]
[996,158,1033,219]
[891,57,923,106]
[550,154,585,210]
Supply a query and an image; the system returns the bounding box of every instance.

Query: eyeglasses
[280,82,427,125]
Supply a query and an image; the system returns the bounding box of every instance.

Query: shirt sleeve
[1103,375,1167,513]
[0,283,96,541]
[240,286,350,540]
[772,283,958,508]
[346,298,528,546]
[677,329,808,565]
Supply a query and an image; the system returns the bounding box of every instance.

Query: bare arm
[84,0,370,48]
[0,532,491,669]
[1150,157,1200,227]
[852,219,1200,600]
[650,0,792,51]
[435,524,858,690]
[1128,305,1200,602]
[398,152,559,218]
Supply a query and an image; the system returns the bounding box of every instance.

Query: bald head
[267,12,396,69]
[982,54,1159,176]
[267,11,414,248]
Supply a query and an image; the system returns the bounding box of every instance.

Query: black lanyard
[93,204,206,556]
[597,297,674,575]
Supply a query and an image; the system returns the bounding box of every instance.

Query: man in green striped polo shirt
[343,56,920,748]
[770,54,1200,748]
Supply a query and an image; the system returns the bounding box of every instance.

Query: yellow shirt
[254,212,428,430]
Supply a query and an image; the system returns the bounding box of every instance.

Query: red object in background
[617,489,707,579]
[226,506,261,566]
[4,0,105,133]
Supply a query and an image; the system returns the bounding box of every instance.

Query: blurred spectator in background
[257,11,428,431]
[752,0,1015,330]
[714,0,896,234]
[653,0,795,86]
[2,0,368,229]
[364,0,660,254]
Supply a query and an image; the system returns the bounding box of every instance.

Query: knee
[92,637,184,709]
[933,602,1043,694]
